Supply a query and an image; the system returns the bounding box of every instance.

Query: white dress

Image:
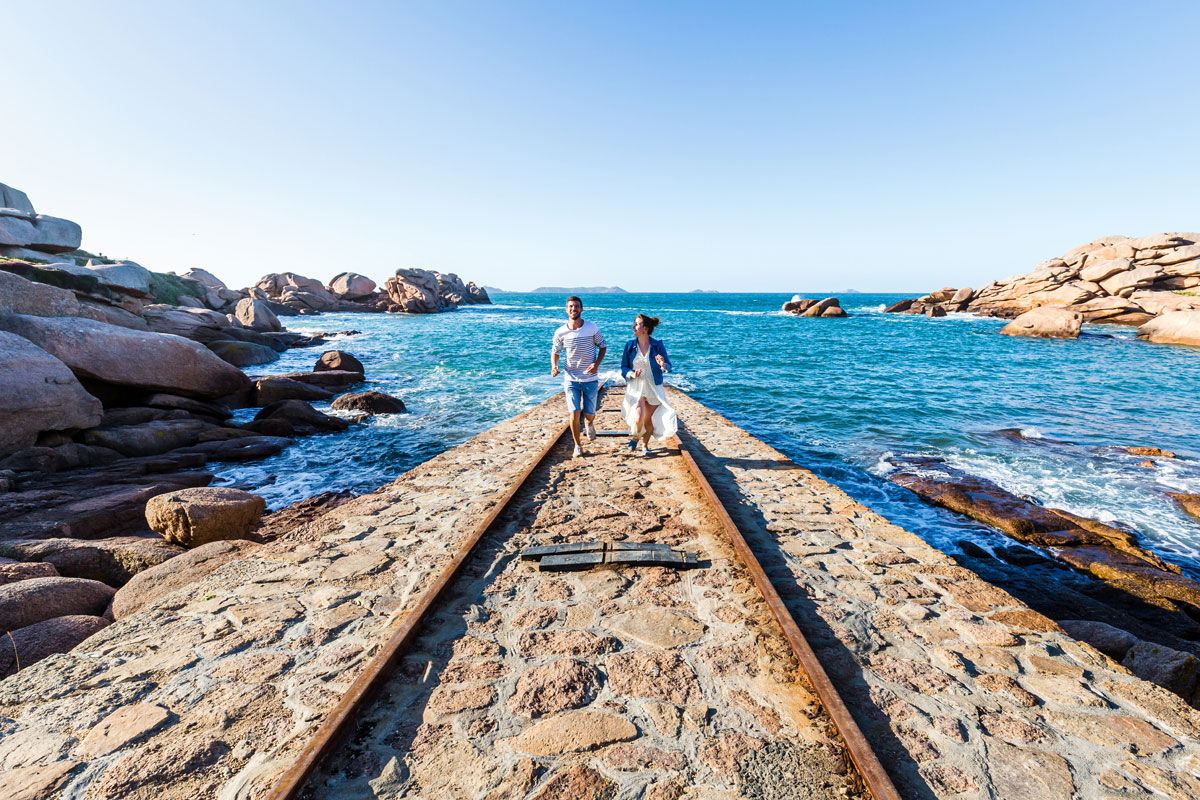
[622,346,678,440]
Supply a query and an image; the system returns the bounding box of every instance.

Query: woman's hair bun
[637,314,661,334]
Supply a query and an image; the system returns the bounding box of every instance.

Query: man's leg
[570,410,582,446]
[581,382,598,440]
[565,383,583,447]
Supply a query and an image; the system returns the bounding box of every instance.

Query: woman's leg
[640,399,659,447]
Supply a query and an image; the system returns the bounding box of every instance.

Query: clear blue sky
[4,1,1198,292]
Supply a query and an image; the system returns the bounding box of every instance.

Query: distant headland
[530,286,628,294]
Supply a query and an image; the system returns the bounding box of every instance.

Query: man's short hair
[566,296,583,307]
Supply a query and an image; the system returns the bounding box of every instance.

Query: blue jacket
[621,338,673,386]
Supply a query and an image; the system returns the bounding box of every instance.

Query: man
[551,296,607,458]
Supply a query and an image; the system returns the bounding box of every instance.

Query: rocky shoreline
[886,231,1200,343]
[0,180,492,677]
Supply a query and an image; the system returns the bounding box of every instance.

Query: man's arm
[586,345,606,374]
[551,332,562,377]
[551,350,560,377]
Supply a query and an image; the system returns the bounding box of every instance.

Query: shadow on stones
[675,427,936,800]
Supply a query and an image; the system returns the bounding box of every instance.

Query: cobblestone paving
[307,394,857,800]
[668,387,1200,799]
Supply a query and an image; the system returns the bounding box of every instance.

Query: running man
[551,296,607,458]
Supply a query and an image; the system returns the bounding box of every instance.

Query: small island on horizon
[530,286,628,294]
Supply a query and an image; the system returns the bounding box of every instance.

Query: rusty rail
[673,431,903,800]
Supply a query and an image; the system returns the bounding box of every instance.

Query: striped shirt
[552,320,606,383]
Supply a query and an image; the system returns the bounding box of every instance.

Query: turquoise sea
[215,292,1200,576]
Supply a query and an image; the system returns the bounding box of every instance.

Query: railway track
[269,391,901,800]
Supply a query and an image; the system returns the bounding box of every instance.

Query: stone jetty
[1,389,1197,798]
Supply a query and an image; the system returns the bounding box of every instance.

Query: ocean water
[213,292,1200,576]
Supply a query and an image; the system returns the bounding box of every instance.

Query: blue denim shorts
[564,380,599,414]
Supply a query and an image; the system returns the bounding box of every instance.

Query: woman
[621,313,677,455]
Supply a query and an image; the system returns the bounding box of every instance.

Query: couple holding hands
[550,296,677,458]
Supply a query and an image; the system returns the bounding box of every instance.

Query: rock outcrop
[233,298,282,332]
[145,487,266,547]
[0,269,81,317]
[0,313,252,399]
[253,399,350,435]
[1137,310,1200,347]
[330,391,407,415]
[781,296,848,317]
[0,182,83,257]
[0,576,115,631]
[1000,306,1083,339]
[314,350,364,375]
[888,233,1200,330]
[0,331,103,457]
[384,268,491,313]
[328,272,377,299]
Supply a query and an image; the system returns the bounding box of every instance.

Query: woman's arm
[656,341,673,373]
[620,340,635,378]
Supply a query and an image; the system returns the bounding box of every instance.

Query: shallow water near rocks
[212,292,1200,576]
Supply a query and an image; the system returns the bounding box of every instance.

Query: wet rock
[1000,306,1082,338]
[0,313,251,399]
[1166,492,1200,524]
[83,420,210,458]
[206,339,280,367]
[0,614,109,677]
[330,391,406,415]
[271,369,364,389]
[253,376,334,406]
[112,539,257,619]
[799,297,841,317]
[1122,642,1200,705]
[506,711,637,754]
[240,418,296,437]
[233,297,281,332]
[885,298,915,313]
[507,659,601,717]
[254,399,349,434]
[174,436,290,462]
[0,331,102,458]
[782,297,816,314]
[314,350,364,375]
[145,487,266,547]
[0,576,115,631]
[1126,446,1177,458]
[0,536,183,586]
